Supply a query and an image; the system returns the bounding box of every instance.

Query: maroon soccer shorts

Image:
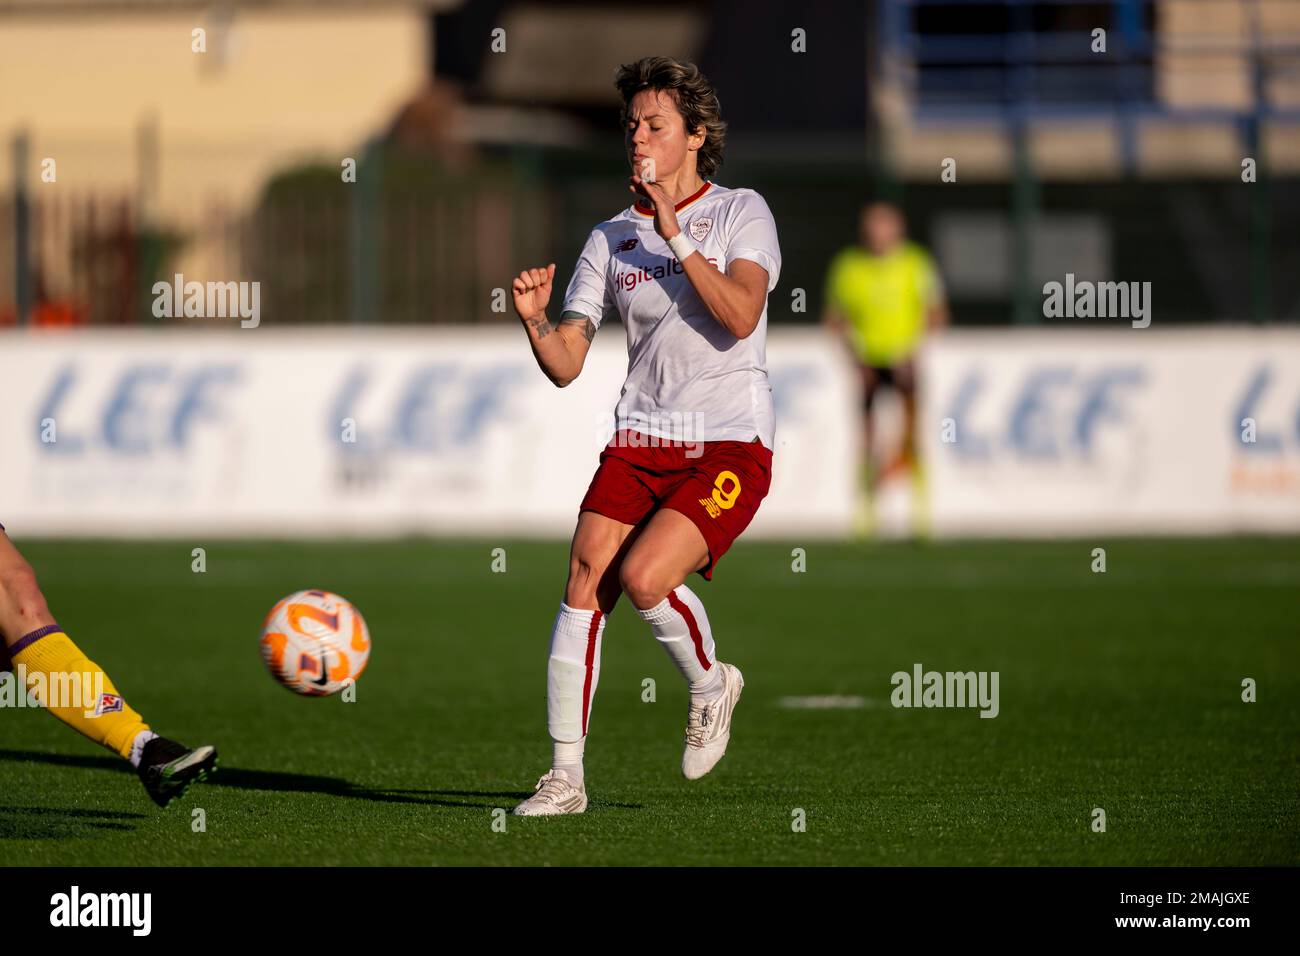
[579,429,774,580]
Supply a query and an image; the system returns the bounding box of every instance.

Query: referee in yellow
[821,201,949,490]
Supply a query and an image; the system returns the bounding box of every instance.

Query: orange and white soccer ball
[260,590,371,696]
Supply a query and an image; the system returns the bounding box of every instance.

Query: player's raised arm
[511,263,598,388]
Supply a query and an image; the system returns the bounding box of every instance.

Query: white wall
[4,326,1297,539]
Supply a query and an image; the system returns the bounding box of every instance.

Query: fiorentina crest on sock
[260,590,371,696]
[92,692,124,717]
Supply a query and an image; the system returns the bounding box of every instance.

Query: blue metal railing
[879,0,1300,124]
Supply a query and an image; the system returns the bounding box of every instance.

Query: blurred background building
[6,0,1296,329]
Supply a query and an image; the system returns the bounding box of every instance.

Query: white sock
[546,603,606,785]
[128,730,160,769]
[553,739,585,788]
[636,585,722,697]
[690,666,724,699]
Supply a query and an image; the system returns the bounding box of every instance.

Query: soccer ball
[260,589,371,696]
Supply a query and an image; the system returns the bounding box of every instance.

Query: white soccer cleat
[682,662,744,780]
[512,769,588,816]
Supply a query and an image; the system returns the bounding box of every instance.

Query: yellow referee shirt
[824,241,942,367]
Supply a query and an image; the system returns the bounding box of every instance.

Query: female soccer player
[509,56,781,815]
[0,523,217,807]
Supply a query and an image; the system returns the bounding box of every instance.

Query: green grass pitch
[2,537,1296,866]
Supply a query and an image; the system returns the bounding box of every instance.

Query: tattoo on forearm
[559,312,597,342]
[526,312,552,340]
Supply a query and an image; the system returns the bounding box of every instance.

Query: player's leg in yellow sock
[0,530,153,762]
[9,626,153,760]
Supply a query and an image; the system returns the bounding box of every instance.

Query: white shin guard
[636,585,716,684]
[546,603,607,742]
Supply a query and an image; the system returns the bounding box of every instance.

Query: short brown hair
[615,57,726,180]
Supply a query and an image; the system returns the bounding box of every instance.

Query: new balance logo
[616,238,639,252]
[698,497,721,518]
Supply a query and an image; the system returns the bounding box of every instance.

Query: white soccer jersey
[561,180,782,450]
